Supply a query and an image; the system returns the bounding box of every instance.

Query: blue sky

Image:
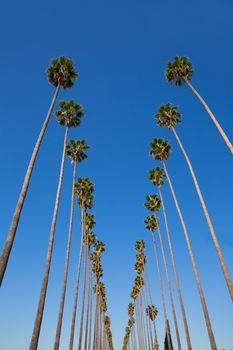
[0,0,233,349]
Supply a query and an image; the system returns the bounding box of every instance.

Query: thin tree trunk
[184,78,233,155]
[159,186,192,350]
[151,231,172,350]
[84,247,91,349]
[100,309,103,350]
[139,293,147,350]
[78,241,88,350]
[135,299,142,349]
[163,161,217,350]
[132,325,138,350]
[93,291,98,350]
[87,249,93,350]
[68,209,85,350]
[29,125,68,350]
[53,161,77,350]
[172,127,233,302]
[155,216,182,350]
[0,83,61,287]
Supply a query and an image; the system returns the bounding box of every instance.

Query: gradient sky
[0,0,233,349]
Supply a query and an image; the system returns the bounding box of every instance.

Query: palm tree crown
[149,138,171,161]
[47,56,78,89]
[148,167,166,186]
[55,100,84,127]
[166,56,193,86]
[154,103,181,128]
[144,194,161,212]
[65,139,90,163]
[135,240,145,253]
[74,177,94,209]
[144,215,158,232]
[146,304,158,321]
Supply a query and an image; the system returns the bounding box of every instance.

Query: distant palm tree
[84,229,96,350]
[150,138,217,350]
[29,100,84,350]
[0,56,78,287]
[69,178,94,350]
[149,167,192,350]
[145,194,181,350]
[165,56,233,154]
[53,139,90,350]
[154,103,233,302]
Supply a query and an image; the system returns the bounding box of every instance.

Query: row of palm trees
[0,56,78,286]
[136,56,232,350]
[0,56,115,349]
[123,56,232,349]
[122,240,161,350]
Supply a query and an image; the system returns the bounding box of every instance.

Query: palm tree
[69,178,94,350]
[149,167,192,350]
[150,138,217,350]
[154,104,233,301]
[0,56,78,287]
[144,273,159,350]
[53,140,90,350]
[29,101,84,350]
[165,56,233,154]
[144,195,181,350]
[145,214,172,350]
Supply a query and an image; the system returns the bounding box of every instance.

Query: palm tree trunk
[151,231,172,350]
[163,161,217,350]
[172,127,233,302]
[155,215,182,350]
[184,78,233,155]
[100,309,103,350]
[159,186,192,350]
[87,248,93,350]
[132,325,138,350]
[78,242,88,350]
[29,125,68,350]
[84,247,91,349]
[68,209,85,350]
[135,299,142,349]
[93,291,99,350]
[53,161,77,350]
[0,83,61,287]
[139,293,147,349]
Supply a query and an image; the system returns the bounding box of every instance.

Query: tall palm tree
[149,167,192,350]
[154,104,233,301]
[165,56,233,154]
[150,138,217,350]
[145,195,181,350]
[29,101,84,350]
[68,177,94,350]
[0,56,78,287]
[53,140,90,350]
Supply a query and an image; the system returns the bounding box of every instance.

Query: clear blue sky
[0,0,232,349]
